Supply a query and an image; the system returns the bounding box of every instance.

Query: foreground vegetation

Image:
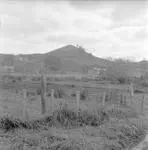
[0,103,147,150]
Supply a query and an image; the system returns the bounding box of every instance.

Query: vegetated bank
[0,103,147,150]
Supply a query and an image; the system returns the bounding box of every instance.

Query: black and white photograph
[0,0,148,149]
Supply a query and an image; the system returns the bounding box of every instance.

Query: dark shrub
[118,77,126,84]
[37,88,41,95]
[0,116,32,132]
[80,88,88,100]
[71,92,76,97]
[134,89,145,93]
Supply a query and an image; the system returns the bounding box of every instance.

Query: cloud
[111,1,148,23]
[68,0,103,10]
[0,0,147,60]
[0,16,45,39]
[110,26,148,43]
[134,28,148,41]
[0,2,45,40]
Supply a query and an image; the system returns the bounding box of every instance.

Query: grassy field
[0,76,148,150]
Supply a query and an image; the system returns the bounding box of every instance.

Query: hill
[0,45,148,77]
[49,45,110,67]
[0,45,111,74]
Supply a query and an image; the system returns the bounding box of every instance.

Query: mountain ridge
[48,44,111,67]
[0,44,148,76]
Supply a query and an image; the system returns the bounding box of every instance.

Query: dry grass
[0,81,147,150]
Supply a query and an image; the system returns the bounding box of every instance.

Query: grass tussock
[45,105,109,128]
[105,105,139,119]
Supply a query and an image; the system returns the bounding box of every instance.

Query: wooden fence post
[50,89,54,114]
[102,92,106,106]
[130,82,134,97]
[40,74,46,114]
[130,82,134,105]
[141,95,144,114]
[120,93,123,106]
[51,89,54,100]
[22,89,29,120]
[76,91,80,114]
[123,95,127,106]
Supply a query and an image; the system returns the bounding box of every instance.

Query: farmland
[0,73,148,150]
[1,0,148,148]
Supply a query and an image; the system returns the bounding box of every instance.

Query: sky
[0,0,148,61]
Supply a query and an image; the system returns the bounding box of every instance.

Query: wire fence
[0,73,146,120]
[19,75,146,120]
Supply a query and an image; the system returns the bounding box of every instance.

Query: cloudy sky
[0,0,147,61]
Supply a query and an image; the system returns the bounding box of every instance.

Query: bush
[100,118,146,150]
[0,115,32,132]
[78,109,109,127]
[117,123,146,149]
[71,92,76,97]
[134,89,145,93]
[118,76,126,84]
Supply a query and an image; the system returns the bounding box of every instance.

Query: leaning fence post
[22,89,29,120]
[76,90,80,114]
[40,74,46,114]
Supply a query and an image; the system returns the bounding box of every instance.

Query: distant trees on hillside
[2,55,14,66]
[105,60,131,84]
[81,65,89,73]
[43,55,62,72]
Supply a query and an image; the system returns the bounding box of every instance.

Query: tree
[2,55,14,66]
[105,61,130,84]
